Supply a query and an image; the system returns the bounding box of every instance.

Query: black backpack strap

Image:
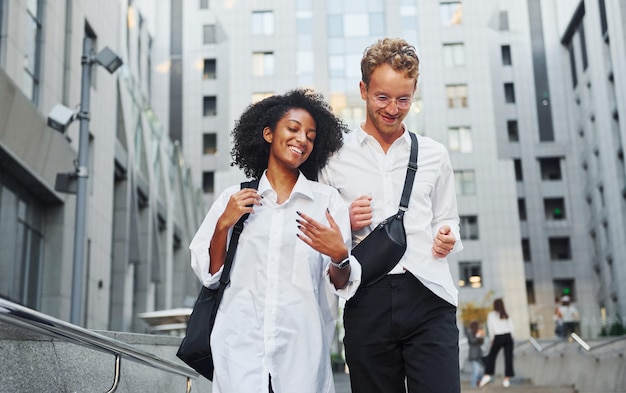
[218,178,259,287]
[398,132,419,211]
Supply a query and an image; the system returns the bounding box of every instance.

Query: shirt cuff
[324,256,362,301]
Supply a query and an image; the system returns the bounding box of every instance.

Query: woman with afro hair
[189,88,362,393]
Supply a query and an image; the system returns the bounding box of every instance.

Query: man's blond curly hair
[360,38,420,87]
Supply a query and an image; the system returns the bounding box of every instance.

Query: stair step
[461,380,576,393]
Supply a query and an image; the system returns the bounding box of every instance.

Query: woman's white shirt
[486,311,514,340]
[189,172,361,393]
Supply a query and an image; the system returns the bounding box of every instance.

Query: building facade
[179,0,626,339]
[0,0,204,332]
[2,0,624,341]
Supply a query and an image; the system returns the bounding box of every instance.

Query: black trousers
[343,273,460,393]
[483,333,514,377]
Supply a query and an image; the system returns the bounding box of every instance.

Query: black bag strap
[398,132,419,212]
[211,179,259,321]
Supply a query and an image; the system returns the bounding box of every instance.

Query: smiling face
[360,63,416,141]
[263,108,317,173]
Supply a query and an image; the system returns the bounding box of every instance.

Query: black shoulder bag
[351,132,418,287]
[176,179,259,380]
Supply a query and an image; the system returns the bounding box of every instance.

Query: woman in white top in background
[479,298,515,388]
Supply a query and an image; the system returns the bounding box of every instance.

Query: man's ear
[359,81,368,101]
[263,126,272,143]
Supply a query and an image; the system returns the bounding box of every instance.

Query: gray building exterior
[0,0,203,332]
[179,0,626,339]
[1,0,625,342]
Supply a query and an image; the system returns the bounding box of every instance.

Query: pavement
[333,371,576,393]
[334,369,352,393]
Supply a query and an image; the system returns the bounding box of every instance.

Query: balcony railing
[0,298,198,393]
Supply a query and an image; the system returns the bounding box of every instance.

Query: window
[553,279,575,301]
[578,24,588,70]
[504,83,516,103]
[448,127,472,153]
[252,52,275,76]
[369,13,385,36]
[549,237,571,260]
[514,159,523,181]
[23,0,43,103]
[526,280,536,304]
[252,11,274,35]
[507,120,519,142]
[518,198,527,221]
[203,133,217,155]
[203,24,216,44]
[598,185,605,206]
[328,14,343,37]
[521,238,531,262]
[199,0,210,9]
[329,55,345,77]
[252,92,274,103]
[443,43,465,67]
[440,2,462,26]
[501,45,512,65]
[544,198,566,220]
[344,14,369,37]
[598,0,607,37]
[446,84,468,108]
[568,41,577,87]
[297,51,314,76]
[203,96,217,116]
[458,261,482,288]
[203,58,216,79]
[202,171,215,193]
[0,0,4,61]
[459,215,479,240]
[454,170,476,195]
[539,157,562,180]
[296,11,312,35]
[499,10,509,31]
[0,180,45,309]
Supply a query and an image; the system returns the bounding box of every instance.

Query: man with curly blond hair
[320,38,464,392]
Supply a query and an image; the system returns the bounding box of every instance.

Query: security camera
[94,47,123,74]
[47,104,76,133]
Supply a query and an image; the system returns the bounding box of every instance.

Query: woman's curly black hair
[230,88,348,180]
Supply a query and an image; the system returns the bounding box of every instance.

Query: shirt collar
[258,170,315,201]
[356,124,412,148]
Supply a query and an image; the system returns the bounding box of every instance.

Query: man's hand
[432,225,455,258]
[349,195,373,231]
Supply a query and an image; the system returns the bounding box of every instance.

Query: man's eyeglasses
[370,95,414,110]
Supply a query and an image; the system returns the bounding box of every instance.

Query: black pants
[562,321,578,337]
[483,333,514,377]
[343,273,460,393]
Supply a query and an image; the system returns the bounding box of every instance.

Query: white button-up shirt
[319,127,463,306]
[189,172,361,393]
[486,311,514,340]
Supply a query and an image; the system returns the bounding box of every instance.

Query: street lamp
[47,37,122,326]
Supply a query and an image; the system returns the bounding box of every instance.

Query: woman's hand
[217,188,262,231]
[296,209,351,289]
[209,188,261,274]
[296,209,347,262]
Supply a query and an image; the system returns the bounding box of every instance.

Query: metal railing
[527,331,626,354]
[0,298,199,393]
